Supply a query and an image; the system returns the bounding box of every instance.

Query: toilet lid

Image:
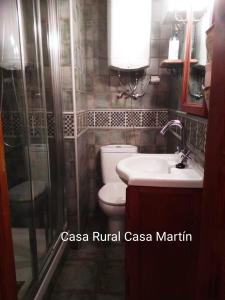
[98,182,127,206]
[9,181,46,202]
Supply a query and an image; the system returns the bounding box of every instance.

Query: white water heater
[0,0,26,70]
[107,0,152,70]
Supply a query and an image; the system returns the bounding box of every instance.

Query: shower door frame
[0,0,67,298]
[0,117,17,300]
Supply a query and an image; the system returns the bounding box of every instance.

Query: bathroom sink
[116,154,204,188]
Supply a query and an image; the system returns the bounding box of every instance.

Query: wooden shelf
[160,59,198,68]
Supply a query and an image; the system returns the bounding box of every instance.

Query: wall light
[168,0,188,12]
[192,0,213,12]
[168,0,214,22]
[168,0,214,12]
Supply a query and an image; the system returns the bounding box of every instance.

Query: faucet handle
[181,149,192,162]
[176,149,192,169]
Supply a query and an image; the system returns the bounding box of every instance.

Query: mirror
[181,1,214,116]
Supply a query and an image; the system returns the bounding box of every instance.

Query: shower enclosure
[0,0,67,298]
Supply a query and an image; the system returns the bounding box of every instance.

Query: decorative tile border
[2,109,169,139]
[2,111,55,138]
[2,112,21,137]
[168,109,208,154]
[77,111,88,135]
[88,109,168,129]
[63,113,74,138]
[28,112,53,138]
[47,113,55,137]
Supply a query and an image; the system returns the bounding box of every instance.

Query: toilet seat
[98,182,127,206]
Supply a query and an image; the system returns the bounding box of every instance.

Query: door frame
[0,117,17,300]
[196,0,225,298]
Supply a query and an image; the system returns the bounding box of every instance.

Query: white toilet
[98,145,137,234]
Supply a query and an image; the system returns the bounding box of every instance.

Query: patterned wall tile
[142,111,157,127]
[77,111,88,135]
[47,113,55,137]
[157,111,169,127]
[2,112,21,136]
[197,122,207,152]
[88,109,168,129]
[111,112,126,127]
[126,111,142,127]
[94,111,111,127]
[28,112,46,138]
[63,113,74,137]
[88,111,94,127]
[168,109,208,156]
[29,112,45,128]
[3,111,57,138]
[2,110,169,139]
[12,113,22,135]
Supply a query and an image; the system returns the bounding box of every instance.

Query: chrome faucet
[160,120,191,168]
[160,120,186,150]
[160,119,183,134]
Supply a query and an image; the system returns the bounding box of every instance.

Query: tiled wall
[3,0,208,233]
[58,0,91,231]
[57,0,77,230]
[84,0,171,110]
[83,0,173,212]
[73,0,88,113]
[88,109,168,129]
[2,0,209,234]
[72,0,90,231]
[167,89,208,166]
[3,109,168,136]
[58,0,73,112]
[88,127,168,211]
[168,110,207,166]
[166,57,208,165]
[49,0,174,225]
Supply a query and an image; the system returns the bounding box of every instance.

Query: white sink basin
[116,154,204,188]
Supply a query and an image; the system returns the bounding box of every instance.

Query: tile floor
[48,213,125,300]
[12,228,46,296]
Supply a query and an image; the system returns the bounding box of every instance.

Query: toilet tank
[101,145,137,184]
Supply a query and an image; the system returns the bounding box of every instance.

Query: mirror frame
[181,8,208,117]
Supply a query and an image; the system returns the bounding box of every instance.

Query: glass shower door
[17,0,66,273]
[18,0,52,271]
[0,0,66,298]
[0,0,36,296]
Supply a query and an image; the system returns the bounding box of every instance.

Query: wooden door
[196,0,225,299]
[0,117,17,300]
